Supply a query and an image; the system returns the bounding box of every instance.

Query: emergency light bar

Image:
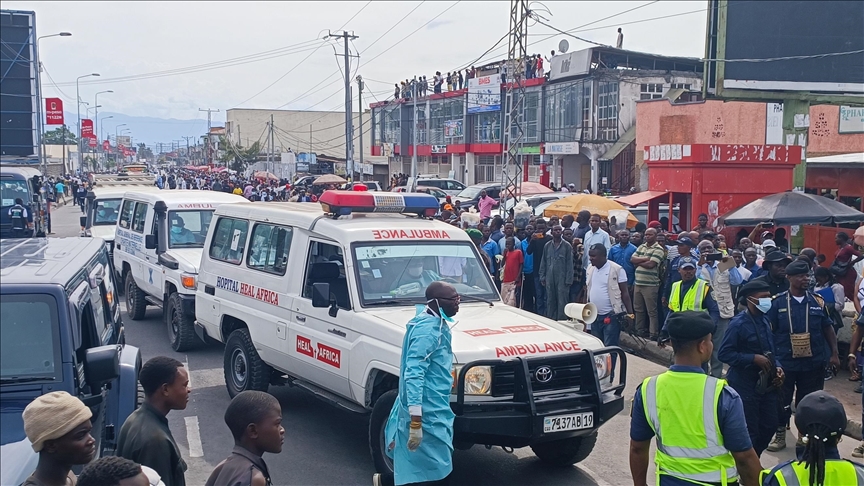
[318,190,439,217]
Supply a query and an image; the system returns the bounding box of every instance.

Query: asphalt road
[46,201,860,486]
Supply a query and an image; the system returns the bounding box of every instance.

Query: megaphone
[565,303,597,325]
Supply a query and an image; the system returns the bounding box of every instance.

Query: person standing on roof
[379,282,460,486]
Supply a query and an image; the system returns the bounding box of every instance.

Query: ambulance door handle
[296,315,306,323]
[205,285,215,295]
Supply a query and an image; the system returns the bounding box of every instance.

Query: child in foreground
[206,391,284,486]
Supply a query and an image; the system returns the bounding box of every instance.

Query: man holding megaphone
[585,243,635,352]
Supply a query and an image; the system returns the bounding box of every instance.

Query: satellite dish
[558,39,569,54]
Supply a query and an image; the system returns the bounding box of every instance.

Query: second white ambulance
[194,189,627,482]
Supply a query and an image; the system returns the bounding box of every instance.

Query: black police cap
[795,391,847,437]
[666,311,715,341]
[737,280,772,303]
[784,259,810,276]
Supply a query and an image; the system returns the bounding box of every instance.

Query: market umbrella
[719,191,864,226]
[510,181,553,196]
[542,194,639,228]
[253,171,278,181]
[314,174,347,185]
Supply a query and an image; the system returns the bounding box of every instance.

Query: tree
[219,135,261,172]
[43,126,77,145]
[137,143,154,161]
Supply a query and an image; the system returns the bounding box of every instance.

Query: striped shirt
[634,242,666,287]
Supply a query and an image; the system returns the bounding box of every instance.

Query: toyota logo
[535,365,553,383]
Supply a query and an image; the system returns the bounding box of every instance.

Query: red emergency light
[318,190,439,217]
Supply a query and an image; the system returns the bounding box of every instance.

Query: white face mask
[407,266,423,278]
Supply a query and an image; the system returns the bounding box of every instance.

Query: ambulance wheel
[224,328,270,398]
[369,389,397,483]
[125,274,147,320]
[167,293,199,352]
[531,432,597,466]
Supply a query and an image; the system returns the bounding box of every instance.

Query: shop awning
[615,190,670,207]
[599,125,636,161]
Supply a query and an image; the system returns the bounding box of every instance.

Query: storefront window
[597,81,618,141]
[473,112,502,143]
[544,80,590,143]
[383,105,400,144]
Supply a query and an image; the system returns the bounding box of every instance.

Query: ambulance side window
[209,217,249,265]
[118,200,135,229]
[302,241,350,310]
[131,202,148,233]
[246,223,293,275]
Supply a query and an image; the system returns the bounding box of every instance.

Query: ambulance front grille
[491,355,582,397]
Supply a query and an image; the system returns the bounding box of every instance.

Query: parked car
[453,183,502,211]
[415,175,466,196]
[0,237,141,486]
[392,185,449,204]
[340,181,383,191]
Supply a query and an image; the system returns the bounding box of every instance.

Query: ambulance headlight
[594,353,612,381]
[451,365,492,396]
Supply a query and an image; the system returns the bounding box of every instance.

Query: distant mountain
[60,111,221,149]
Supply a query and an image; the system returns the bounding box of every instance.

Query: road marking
[190,368,225,389]
[184,416,204,458]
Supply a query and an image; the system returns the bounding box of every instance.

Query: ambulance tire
[167,293,199,352]
[369,389,397,483]
[530,432,597,466]
[125,274,147,320]
[224,328,270,398]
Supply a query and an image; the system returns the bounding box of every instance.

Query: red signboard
[88,138,97,148]
[102,140,110,151]
[45,98,64,125]
[81,119,95,140]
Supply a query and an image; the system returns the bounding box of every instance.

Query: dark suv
[0,238,141,485]
[453,183,503,211]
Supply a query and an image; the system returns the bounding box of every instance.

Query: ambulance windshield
[353,242,499,306]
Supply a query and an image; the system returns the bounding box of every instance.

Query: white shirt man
[588,260,629,317]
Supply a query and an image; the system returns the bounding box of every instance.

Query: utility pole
[411,79,418,191]
[500,0,529,213]
[182,136,194,165]
[328,30,358,180]
[356,75,365,181]
[267,114,274,175]
[199,108,220,166]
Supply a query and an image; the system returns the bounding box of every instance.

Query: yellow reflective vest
[641,370,738,485]
[669,279,709,313]
[760,459,864,485]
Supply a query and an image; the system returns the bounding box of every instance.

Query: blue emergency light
[318,190,439,217]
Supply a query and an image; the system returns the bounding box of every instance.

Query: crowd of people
[392,52,553,102]
[20,356,282,486]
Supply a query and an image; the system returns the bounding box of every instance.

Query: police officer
[753,251,791,297]
[659,256,721,345]
[761,391,864,486]
[718,280,784,456]
[8,197,29,238]
[765,259,840,453]
[630,311,763,486]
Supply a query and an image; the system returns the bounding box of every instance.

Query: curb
[617,331,864,441]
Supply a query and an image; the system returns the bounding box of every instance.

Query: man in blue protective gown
[378,281,459,486]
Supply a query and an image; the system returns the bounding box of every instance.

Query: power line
[274,1,441,110]
[54,39,325,87]
[235,0,373,106]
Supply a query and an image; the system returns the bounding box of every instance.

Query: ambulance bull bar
[452,347,627,446]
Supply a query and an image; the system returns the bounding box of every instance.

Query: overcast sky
[7,1,707,123]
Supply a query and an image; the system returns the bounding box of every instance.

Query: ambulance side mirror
[311,282,338,317]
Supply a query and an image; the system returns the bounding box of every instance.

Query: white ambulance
[81,181,160,281]
[194,190,627,480]
[113,190,247,351]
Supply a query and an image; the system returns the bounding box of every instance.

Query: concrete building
[224,108,382,172]
[369,46,703,192]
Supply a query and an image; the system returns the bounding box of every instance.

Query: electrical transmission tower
[500,0,529,213]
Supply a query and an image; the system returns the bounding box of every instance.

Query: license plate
[543,412,594,433]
